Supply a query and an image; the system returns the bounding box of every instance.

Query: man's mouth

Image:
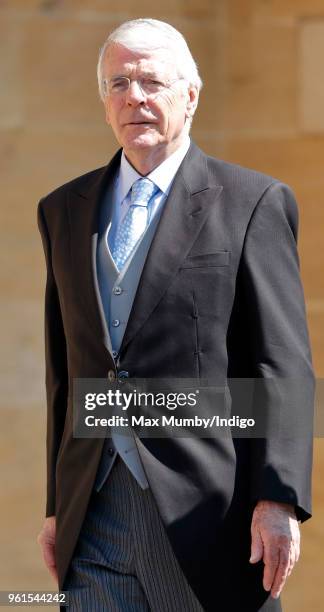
[127,121,155,125]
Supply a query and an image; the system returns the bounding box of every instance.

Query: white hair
[96,18,203,102]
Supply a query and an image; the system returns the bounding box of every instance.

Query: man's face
[102,43,197,156]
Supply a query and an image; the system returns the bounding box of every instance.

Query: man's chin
[124,134,160,150]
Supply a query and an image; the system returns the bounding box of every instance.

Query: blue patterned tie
[112,178,159,271]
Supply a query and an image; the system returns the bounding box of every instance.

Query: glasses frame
[102,75,186,98]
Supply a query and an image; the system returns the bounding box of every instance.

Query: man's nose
[125,80,146,105]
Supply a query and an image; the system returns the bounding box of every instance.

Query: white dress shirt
[108,136,191,253]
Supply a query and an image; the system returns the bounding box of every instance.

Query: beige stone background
[0,0,323,610]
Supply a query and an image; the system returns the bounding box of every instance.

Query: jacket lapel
[66,141,223,358]
[66,149,122,350]
[119,141,223,356]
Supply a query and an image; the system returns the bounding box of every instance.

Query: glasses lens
[109,77,130,93]
[139,78,165,94]
[105,76,174,96]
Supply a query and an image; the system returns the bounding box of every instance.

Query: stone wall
[0,1,323,608]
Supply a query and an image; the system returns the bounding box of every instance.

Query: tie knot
[130,178,158,207]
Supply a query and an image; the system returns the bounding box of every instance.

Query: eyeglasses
[102,75,185,97]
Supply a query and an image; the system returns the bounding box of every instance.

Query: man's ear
[185,86,199,119]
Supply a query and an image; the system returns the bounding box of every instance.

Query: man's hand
[249,500,300,599]
[37,516,58,585]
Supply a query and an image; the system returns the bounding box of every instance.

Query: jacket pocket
[180,250,230,269]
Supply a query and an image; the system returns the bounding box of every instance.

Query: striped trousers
[62,454,205,611]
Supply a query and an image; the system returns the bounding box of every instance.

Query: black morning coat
[37,141,315,611]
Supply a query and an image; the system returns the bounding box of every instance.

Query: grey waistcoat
[94,181,164,492]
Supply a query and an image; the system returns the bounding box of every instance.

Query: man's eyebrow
[110,71,165,80]
[139,71,164,78]
[109,73,129,80]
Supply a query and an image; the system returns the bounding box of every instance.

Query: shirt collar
[118,136,191,203]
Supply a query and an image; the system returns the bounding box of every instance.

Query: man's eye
[142,79,164,88]
[111,79,127,90]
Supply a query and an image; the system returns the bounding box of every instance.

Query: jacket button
[108,447,115,456]
[107,370,116,382]
[118,370,129,381]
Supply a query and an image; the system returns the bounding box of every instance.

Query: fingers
[287,541,296,577]
[294,526,301,563]
[37,528,58,585]
[43,544,58,584]
[49,565,59,585]
[263,544,280,592]
[295,541,300,563]
[270,548,290,599]
[287,527,300,577]
[251,500,301,600]
[42,539,56,570]
[250,527,264,564]
[42,540,58,585]
[263,533,300,599]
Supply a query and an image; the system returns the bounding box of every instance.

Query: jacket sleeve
[37,198,68,518]
[240,181,315,522]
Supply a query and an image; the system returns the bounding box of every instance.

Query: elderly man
[37,18,314,612]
